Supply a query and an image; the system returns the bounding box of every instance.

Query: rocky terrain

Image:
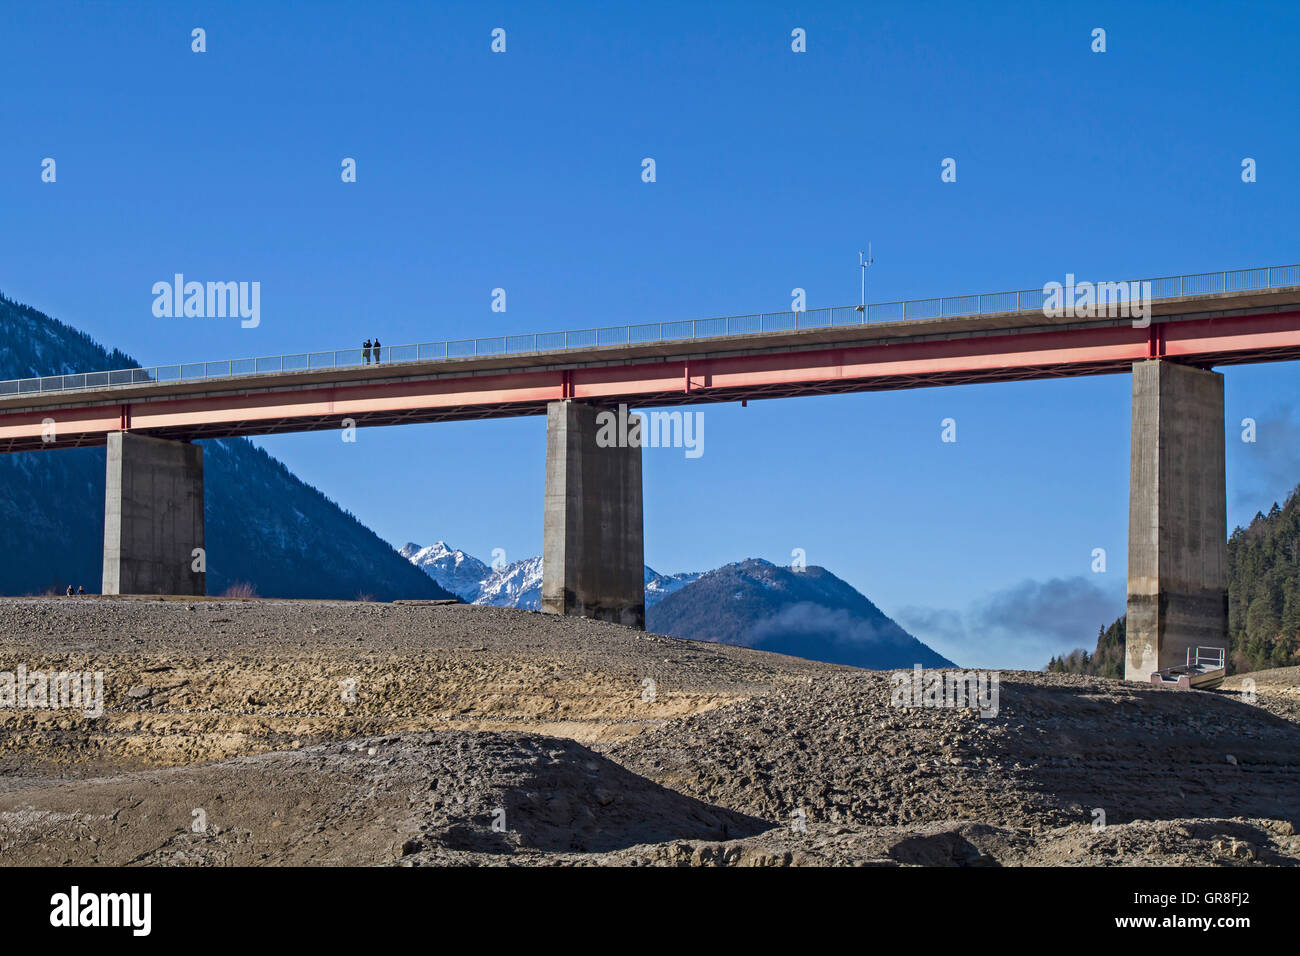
[1,597,1297,866]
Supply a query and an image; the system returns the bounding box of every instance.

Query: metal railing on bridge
[4,263,1299,399]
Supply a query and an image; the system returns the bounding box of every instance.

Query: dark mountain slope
[0,291,454,600]
[647,558,955,669]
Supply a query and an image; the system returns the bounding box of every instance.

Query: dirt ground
[1,597,1296,866]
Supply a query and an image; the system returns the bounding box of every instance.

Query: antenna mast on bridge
[857,243,873,313]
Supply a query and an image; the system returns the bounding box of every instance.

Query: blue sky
[2,0,1298,668]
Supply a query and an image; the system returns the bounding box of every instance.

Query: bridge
[4,263,1300,682]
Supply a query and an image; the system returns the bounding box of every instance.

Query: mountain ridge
[649,558,957,670]
[404,542,953,669]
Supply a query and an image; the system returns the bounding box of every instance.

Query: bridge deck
[3,287,1300,452]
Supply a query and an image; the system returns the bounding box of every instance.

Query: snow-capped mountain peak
[475,555,544,609]
[401,541,491,602]
[403,543,700,611]
[645,566,704,604]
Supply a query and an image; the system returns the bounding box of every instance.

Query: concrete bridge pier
[541,400,645,627]
[1125,360,1228,680]
[102,431,206,596]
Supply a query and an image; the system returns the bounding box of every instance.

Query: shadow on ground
[977,679,1300,826]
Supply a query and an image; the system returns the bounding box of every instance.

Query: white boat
[1150,646,1227,691]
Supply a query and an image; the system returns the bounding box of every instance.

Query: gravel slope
[1,598,1297,866]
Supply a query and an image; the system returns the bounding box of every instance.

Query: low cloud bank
[897,575,1124,670]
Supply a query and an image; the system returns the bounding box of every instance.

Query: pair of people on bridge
[362,338,383,364]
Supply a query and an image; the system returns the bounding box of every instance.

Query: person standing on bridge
[373,336,382,364]
[363,338,372,364]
